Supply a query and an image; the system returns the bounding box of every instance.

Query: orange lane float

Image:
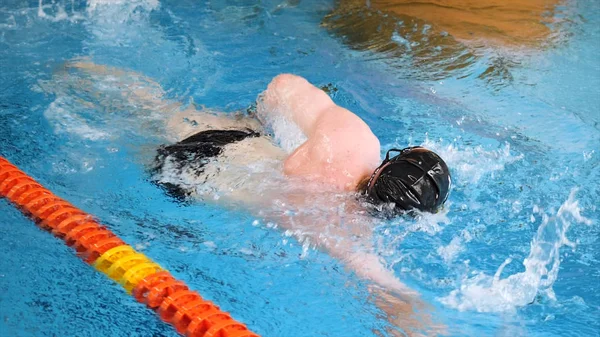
[0,156,260,337]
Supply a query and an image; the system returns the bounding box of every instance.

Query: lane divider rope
[0,157,260,337]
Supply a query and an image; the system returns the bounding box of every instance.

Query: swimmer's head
[362,147,451,214]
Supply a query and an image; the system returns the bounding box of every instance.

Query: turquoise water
[0,1,598,336]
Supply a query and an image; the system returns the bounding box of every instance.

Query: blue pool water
[1,1,598,336]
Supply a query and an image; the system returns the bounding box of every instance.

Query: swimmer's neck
[355,174,372,194]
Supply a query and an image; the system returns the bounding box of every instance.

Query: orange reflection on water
[369,0,560,47]
[323,0,564,84]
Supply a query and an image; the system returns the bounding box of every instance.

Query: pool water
[1,0,598,336]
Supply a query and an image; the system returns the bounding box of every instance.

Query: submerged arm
[316,218,441,336]
[63,59,174,111]
[53,59,260,141]
[262,196,440,336]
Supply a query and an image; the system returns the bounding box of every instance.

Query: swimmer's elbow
[269,73,308,90]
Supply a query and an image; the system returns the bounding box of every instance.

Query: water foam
[255,93,307,154]
[439,189,592,312]
[437,230,473,264]
[374,206,452,265]
[87,0,159,13]
[86,0,158,24]
[421,137,524,185]
[37,0,158,25]
[37,0,86,22]
[43,96,111,140]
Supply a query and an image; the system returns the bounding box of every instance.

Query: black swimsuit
[152,129,260,200]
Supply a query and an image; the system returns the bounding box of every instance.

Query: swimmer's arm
[261,193,414,297]
[239,193,440,334]
[323,235,417,296]
[292,217,439,336]
[332,241,442,336]
[260,74,380,183]
[258,74,336,136]
[344,250,417,296]
[65,59,175,111]
[63,60,260,141]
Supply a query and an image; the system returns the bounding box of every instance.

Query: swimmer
[52,61,451,335]
[154,74,450,214]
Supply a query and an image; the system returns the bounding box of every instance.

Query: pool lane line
[0,157,260,337]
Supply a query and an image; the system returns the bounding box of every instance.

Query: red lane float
[0,157,260,337]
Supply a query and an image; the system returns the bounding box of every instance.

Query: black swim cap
[365,147,451,213]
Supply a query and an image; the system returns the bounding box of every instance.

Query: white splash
[43,97,111,140]
[84,0,160,47]
[0,15,17,29]
[256,93,307,154]
[37,0,86,22]
[421,138,524,185]
[406,206,452,235]
[37,0,159,30]
[375,206,452,262]
[87,0,159,13]
[439,189,592,312]
[266,113,307,154]
[437,229,473,263]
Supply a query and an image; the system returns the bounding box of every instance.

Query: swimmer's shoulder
[287,106,379,182]
[317,106,379,145]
